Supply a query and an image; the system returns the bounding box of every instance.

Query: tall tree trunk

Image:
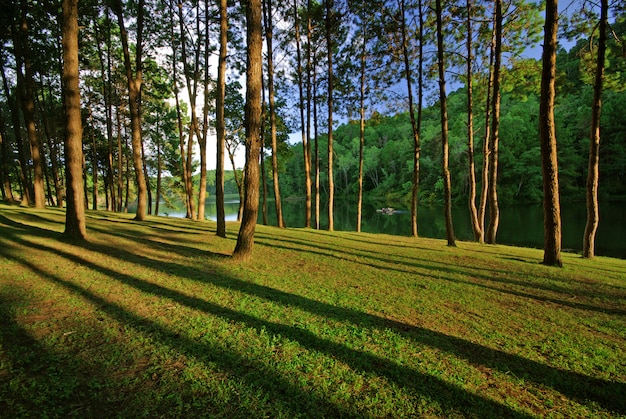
[197,0,212,221]
[15,0,45,208]
[466,0,481,242]
[478,25,496,244]
[0,107,15,203]
[216,0,228,236]
[325,0,334,231]
[1,55,30,205]
[38,82,62,207]
[435,0,456,247]
[296,0,312,228]
[61,0,86,240]
[486,0,502,244]
[116,100,124,211]
[357,37,366,233]
[233,0,263,261]
[113,0,148,221]
[583,0,607,259]
[539,0,562,267]
[399,0,421,238]
[263,0,285,228]
[156,119,162,216]
[313,65,320,230]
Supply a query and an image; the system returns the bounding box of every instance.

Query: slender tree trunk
[296,0,312,228]
[313,67,320,230]
[478,25,495,244]
[539,0,562,267]
[436,0,456,247]
[263,0,285,228]
[583,0,607,258]
[233,0,263,261]
[466,0,481,242]
[357,38,366,233]
[197,0,211,221]
[156,119,162,216]
[113,0,147,221]
[38,82,62,207]
[62,0,86,240]
[0,107,15,203]
[1,55,29,205]
[325,0,334,231]
[116,100,124,211]
[486,0,502,244]
[261,144,268,224]
[15,0,45,208]
[216,0,228,236]
[399,0,421,238]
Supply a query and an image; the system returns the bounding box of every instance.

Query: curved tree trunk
[61,0,86,240]
[435,0,456,247]
[583,0,607,258]
[233,0,263,261]
[539,0,562,267]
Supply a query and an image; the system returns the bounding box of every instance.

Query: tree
[539,0,562,267]
[583,0,608,258]
[233,0,263,261]
[435,0,456,247]
[263,0,285,228]
[13,0,46,208]
[486,0,503,245]
[325,0,336,231]
[61,0,86,240]
[216,0,229,237]
[112,0,148,221]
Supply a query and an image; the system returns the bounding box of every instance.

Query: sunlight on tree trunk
[61,0,86,240]
[216,0,228,237]
[233,0,263,261]
[539,0,563,267]
[583,0,607,259]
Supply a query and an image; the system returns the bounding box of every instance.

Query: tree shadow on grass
[2,215,625,416]
[2,231,535,418]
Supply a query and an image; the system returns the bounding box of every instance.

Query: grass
[0,203,625,418]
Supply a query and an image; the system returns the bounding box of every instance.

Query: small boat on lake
[377,207,395,215]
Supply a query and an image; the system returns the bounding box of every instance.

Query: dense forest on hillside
[279,43,626,207]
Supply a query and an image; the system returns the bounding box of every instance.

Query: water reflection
[159,198,625,259]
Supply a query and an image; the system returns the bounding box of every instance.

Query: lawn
[0,204,625,418]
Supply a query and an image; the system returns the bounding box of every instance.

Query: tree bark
[0,106,15,203]
[263,0,285,228]
[113,0,148,221]
[61,0,86,240]
[295,0,312,228]
[539,0,562,267]
[466,0,481,242]
[216,0,228,236]
[486,0,503,245]
[325,0,335,231]
[15,0,45,208]
[583,0,607,258]
[233,0,263,261]
[436,0,456,247]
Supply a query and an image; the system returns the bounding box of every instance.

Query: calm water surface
[161,199,625,259]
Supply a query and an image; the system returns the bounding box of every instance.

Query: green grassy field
[1,204,625,418]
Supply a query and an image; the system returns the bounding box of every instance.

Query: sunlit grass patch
[1,204,625,418]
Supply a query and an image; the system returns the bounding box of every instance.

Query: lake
[160,198,625,259]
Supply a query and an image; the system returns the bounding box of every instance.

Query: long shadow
[254,237,626,316]
[3,216,626,414]
[3,233,535,418]
[5,257,359,418]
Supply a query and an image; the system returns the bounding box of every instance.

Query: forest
[0,0,624,263]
